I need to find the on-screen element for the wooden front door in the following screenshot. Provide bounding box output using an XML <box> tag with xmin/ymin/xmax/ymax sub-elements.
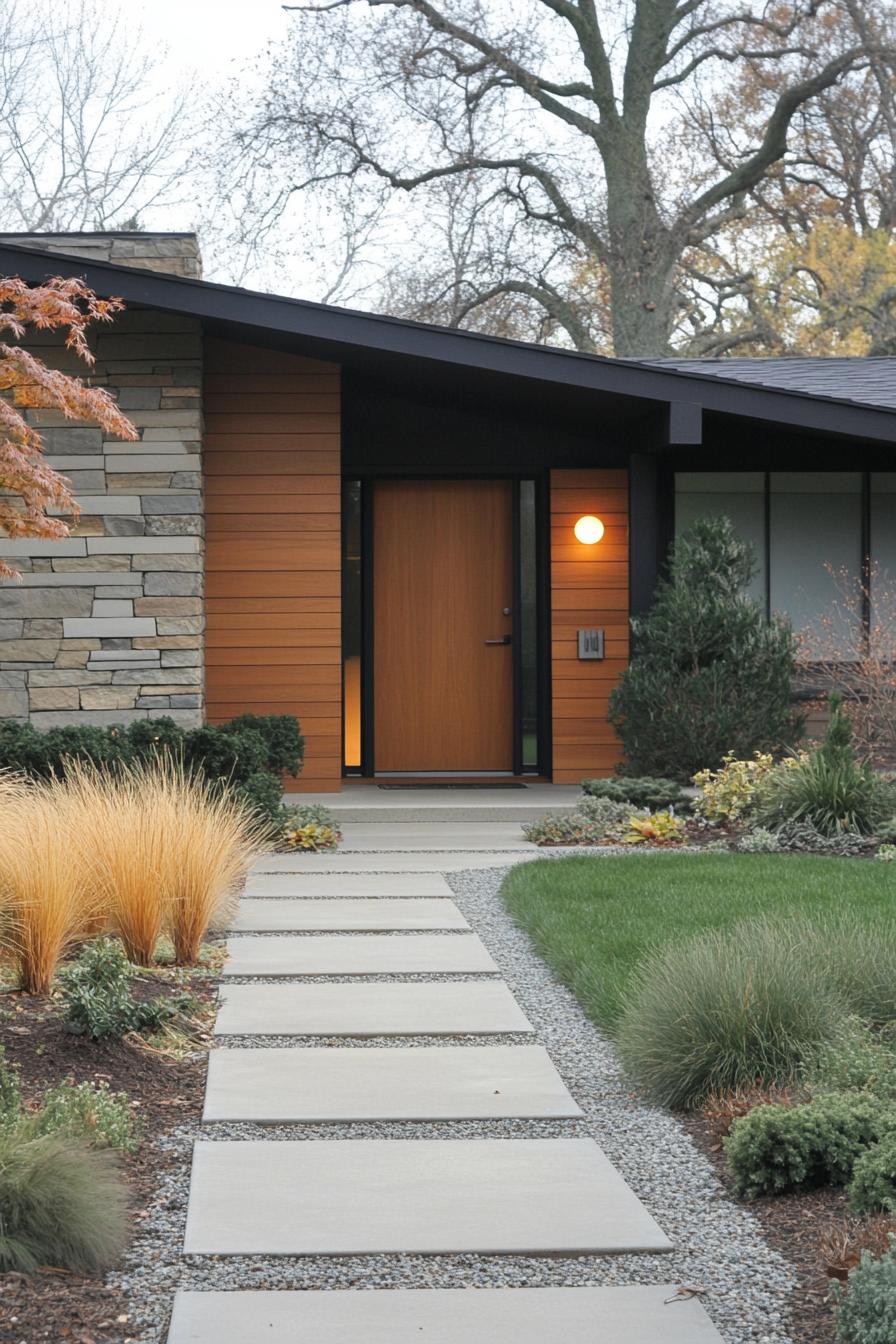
<box><xmin>373</xmin><ymin>479</ymin><xmax>514</xmax><ymax>772</ymax></box>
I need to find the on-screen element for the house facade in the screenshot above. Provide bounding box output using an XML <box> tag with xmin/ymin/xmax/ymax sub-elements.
<box><xmin>1</xmin><ymin>232</ymin><xmax>895</xmax><ymax>792</ymax></box>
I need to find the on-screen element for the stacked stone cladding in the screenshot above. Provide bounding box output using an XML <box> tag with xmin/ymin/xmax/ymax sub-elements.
<box><xmin>0</xmin><ymin>308</ymin><xmax>205</xmax><ymax>726</ymax></box>
<box><xmin>0</xmin><ymin>232</ymin><xmax>202</xmax><ymax>279</ymax></box>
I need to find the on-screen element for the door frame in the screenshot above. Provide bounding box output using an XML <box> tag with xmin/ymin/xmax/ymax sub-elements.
<box><xmin>342</xmin><ymin>472</ymin><xmax>552</xmax><ymax>778</ymax></box>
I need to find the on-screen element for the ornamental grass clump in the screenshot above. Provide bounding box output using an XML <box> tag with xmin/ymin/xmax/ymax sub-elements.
<box><xmin>157</xmin><ymin>766</ymin><xmax>269</xmax><ymax>964</ymax></box>
<box><xmin>61</xmin><ymin>759</ymin><xmax>267</xmax><ymax>967</ymax></box>
<box><xmin>59</xmin><ymin>763</ymin><xmax>170</xmax><ymax>967</ymax></box>
<box><xmin>756</xmin><ymin>696</ymin><xmax>889</xmax><ymax>838</ymax></box>
<box><xmin>0</xmin><ymin>1129</ymin><xmax>128</xmax><ymax>1273</ymax></box>
<box><xmin>0</xmin><ymin>785</ymin><xmax>101</xmax><ymax>995</ymax></box>
<box><xmin>616</xmin><ymin>918</ymin><xmax>843</xmax><ymax>1109</ymax></box>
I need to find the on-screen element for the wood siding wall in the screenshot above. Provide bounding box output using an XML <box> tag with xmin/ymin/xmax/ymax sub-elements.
<box><xmin>203</xmin><ymin>337</ymin><xmax>342</xmax><ymax>793</ymax></box>
<box><xmin>550</xmin><ymin>468</ymin><xmax>629</xmax><ymax>783</ymax></box>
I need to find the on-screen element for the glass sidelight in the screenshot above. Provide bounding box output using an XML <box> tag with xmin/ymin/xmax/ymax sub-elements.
<box><xmin>342</xmin><ymin>480</ymin><xmax>362</xmax><ymax>769</ymax></box>
<box><xmin>518</xmin><ymin>479</ymin><xmax>539</xmax><ymax>770</ymax></box>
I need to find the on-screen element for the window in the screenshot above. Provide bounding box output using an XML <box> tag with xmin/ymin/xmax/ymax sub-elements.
<box><xmin>342</xmin><ymin>480</ymin><xmax>362</xmax><ymax>769</ymax></box>
<box><xmin>518</xmin><ymin>480</ymin><xmax>539</xmax><ymax>770</ymax></box>
<box><xmin>675</xmin><ymin>472</ymin><xmax>766</xmax><ymax>606</ymax></box>
<box><xmin>769</xmin><ymin>473</ymin><xmax>862</xmax><ymax>646</ymax></box>
<box><xmin>674</xmin><ymin>471</ymin><xmax>889</xmax><ymax>658</ymax></box>
<box><xmin>871</xmin><ymin>474</ymin><xmax>896</xmax><ymax>641</ymax></box>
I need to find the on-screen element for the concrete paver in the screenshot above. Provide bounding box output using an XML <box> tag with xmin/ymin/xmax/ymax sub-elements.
<box><xmin>243</xmin><ymin>872</ymin><xmax>454</xmax><ymax>897</ymax></box>
<box><xmin>232</xmin><ymin>898</ymin><xmax>469</xmax><ymax>932</ymax></box>
<box><xmin>183</xmin><ymin>1138</ymin><xmax>673</xmax><ymax>1256</ymax></box>
<box><xmin>222</xmin><ymin>933</ymin><xmax>498</xmax><ymax>977</ymax></box>
<box><xmin>202</xmin><ymin>1045</ymin><xmax>581</xmax><ymax>1122</ymax></box>
<box><xmin>167</xmin><ymin>1285</ymin><xmax>723</xmax><ymax>1343</ymax></box>
<box><xmin>214</xmin><ymin>980</ymin><xmax>534</xmax><ymax>1037</ymax></box>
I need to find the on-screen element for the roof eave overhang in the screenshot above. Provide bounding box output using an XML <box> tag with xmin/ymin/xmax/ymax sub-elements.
<box><xmin>3</xmin><ymin>242</ymin><xmax>895</xmax><ymax>445</ymax></box>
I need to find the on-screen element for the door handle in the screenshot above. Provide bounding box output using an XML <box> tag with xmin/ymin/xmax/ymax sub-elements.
<box><xmin>484</xmin><ymin>635</ymin><xmax>512</xmax><ymax>645</ymax></box>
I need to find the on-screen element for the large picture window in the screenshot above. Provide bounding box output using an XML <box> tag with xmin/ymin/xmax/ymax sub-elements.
<box><xmin>675</xmin><ymin>471</ymin><xmax>896</xmax><ymax>657</ymax></box>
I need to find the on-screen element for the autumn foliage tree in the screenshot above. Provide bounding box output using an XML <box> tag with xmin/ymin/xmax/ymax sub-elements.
<box><xmin>0</xmin><ymin>275</ymin><xmax>138</xmax><ymax>578</ymax></box>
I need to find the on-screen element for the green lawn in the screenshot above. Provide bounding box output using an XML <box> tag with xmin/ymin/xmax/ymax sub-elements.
<box><xmin>501</xmin><ymin>853</ymin><xmax>895</xmax><ymax>1031</ymax></box>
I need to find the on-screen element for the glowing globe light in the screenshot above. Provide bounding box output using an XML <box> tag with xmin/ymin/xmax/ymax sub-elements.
<box><xmin>574</xmin><ymin>514</ymin><xmax>605</xmax><ymax>545</ymax></box>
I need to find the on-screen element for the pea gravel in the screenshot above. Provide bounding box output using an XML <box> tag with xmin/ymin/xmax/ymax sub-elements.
<box><xmin>107</xmin><ymin>860</ymin><xmax>796</xmax><ymax>1344</ymax></box>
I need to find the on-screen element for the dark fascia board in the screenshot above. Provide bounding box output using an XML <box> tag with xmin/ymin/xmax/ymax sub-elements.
<box><xmin>4</xmin><ymin>241</ymin><xmax>896</xmax><ymax>444</ymax></box>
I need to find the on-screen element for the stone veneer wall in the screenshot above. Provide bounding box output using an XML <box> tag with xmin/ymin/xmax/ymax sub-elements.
<box><xmin>0</xmin><ymin>308</ymin><xmax>204</xmax><ymax>726</ymax></box>
<box><xmin>0</xmin><ymin>232</ymin><xmax>203</xmax><ymax>279</ymax></box>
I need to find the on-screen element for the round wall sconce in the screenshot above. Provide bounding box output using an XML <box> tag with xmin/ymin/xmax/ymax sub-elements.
<box><xmin>574</xmin><ymin>514</ymin><xmax>605</xmax><ymax>545</ymax></box>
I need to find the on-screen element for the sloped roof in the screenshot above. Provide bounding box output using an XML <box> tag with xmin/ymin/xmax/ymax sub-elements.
<box><xmin>1</xmin><ymin>238</ymin><xmax>895</xmax><ymax>442</ymax></box>
<box><xmin>638</xmin><ymin>357</ymin><xmax>896</xmax><ymax>412</ymax></box>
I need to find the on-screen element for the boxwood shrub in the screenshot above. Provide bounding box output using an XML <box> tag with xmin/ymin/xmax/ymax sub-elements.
<box><xmin>0</xmin><ymin>712</ymin><xmax>303</xmax><ymax>821</ymax></box>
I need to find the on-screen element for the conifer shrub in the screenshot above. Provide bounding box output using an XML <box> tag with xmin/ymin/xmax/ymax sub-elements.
<box><xmin>834</xmin><ymin>1243</ymin><xmax>896</xmax><ymax>1343</ymax></box>
<box><xmin>580</xmin><ymin>776</ymin><xmax>688</xmax><ymax>810</ymax></box>
<box><xmin>724</xmin><ymin>1092</ymin><xmax>892</xmax><ymax>1199</ymax></box>
<box><xmin>608</xmin><ymin>517</ymin><xmax>802</xmax><ymax>778</ymax></box>
<box><xmin>850</xmin><ymin>1134</ymin><xmax>896</xmax><ymax>1214</ymax></box>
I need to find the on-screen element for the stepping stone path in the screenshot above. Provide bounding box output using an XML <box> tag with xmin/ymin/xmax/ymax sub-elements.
<box><xmin>171</xmin><ymin>834</ymin><xmax>725</xmax><ymax>1343</ymax></box>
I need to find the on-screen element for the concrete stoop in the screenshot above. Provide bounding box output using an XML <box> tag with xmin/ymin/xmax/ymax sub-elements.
<box><xmin>284</xmin><ymin>783</ymin><xmax>582</xmax><ymax>824</ymax></box>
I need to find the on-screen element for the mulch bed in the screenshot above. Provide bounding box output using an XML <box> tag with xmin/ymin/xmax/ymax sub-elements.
<box><xmin>682</xmin><ymin>1112</ymin><xmax>847</xmax><ymax>1344</ymax></box>
<box><xmin>0</xmin><ymin>967</ymin><xmax>215</xmax><ymax>1344</ymax></box>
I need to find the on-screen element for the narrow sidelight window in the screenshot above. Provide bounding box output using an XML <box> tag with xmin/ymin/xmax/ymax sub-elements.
<box><xmin>342</xmin><ymin>480</ymin><xmax>362</xmax><ymax>769</ymax></box>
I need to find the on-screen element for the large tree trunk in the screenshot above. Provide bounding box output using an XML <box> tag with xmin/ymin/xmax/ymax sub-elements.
<box><xmin>603</xmin><ymin>142</ymin><xmax>678</xmax><ymax>357</ymax></box>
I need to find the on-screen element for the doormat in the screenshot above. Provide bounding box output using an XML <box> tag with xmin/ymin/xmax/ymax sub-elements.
<box><xmin>377</xmin><ymin>782</ymin><xmax>528</xmax><ymax>790</ymax></box>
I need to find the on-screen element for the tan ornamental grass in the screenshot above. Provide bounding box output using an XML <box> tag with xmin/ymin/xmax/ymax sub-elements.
<box><xmin>59</xmin><ymin>760</ymin><xmax>172</xmax><ymax>967</ymax></box>
<box><xmin>61</xmin><ymin>757</ymin><xmax>267</xmax><ymax>967</ymax></box>
<box><xmin>0</xmin><ymin>782</ymin><xmax>101</xmax><ymax>996</ymax></box>
<box><xmin>159</xmin><ymin>770</ymin><xmax>269</xmax><ymax>965</ymax></box>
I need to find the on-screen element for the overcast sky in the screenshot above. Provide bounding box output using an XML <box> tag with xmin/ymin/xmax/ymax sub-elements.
<box><xmin>107</xmin><ymin>0</ymin><xmax>290</xmax><ymax>81</ymax></box>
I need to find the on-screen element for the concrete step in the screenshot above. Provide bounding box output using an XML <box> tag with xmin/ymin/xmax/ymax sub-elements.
<box><xmin>284</xmin><ymin>784</ymin><xmax>581</xmax><ymax>824</ymax></box>
<box><xmin>168</xmin><ymin>1286</ymin><xmax>724</xmax><ymax>1343</ymax></box>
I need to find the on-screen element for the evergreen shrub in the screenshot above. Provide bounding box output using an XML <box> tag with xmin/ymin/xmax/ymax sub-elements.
<box><xmin>608</xmin><ymin>517</ymin><xmax>801</xmax><ymax>778</ymax></box>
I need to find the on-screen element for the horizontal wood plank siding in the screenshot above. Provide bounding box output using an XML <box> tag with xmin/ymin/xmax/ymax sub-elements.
<box><xmin>203</xmin><ymin>337</ymin><xmax>342</xmax><ymax>792</ymax></box>
<box><xmin>550</xmin><ymin>469</ymin><xmax>629</xmax><ymax>783</ymax></box>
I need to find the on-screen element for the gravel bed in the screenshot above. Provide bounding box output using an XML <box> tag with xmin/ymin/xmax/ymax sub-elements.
<box><xmin>108</xmin><ymin>860</ymin><xmax>795</xmax><ymax>1344</ymax></box>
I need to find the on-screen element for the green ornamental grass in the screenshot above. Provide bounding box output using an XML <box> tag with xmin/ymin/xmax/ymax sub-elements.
<box><xmin>615</xmin><ymin>919</ymin><xmax>843</xmax><ymax>1108</ymax></box>
<box><xmin>0</xmin><ymin>1129</ymin><xmax>128</xmax><ymax>1273</ymax></box>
